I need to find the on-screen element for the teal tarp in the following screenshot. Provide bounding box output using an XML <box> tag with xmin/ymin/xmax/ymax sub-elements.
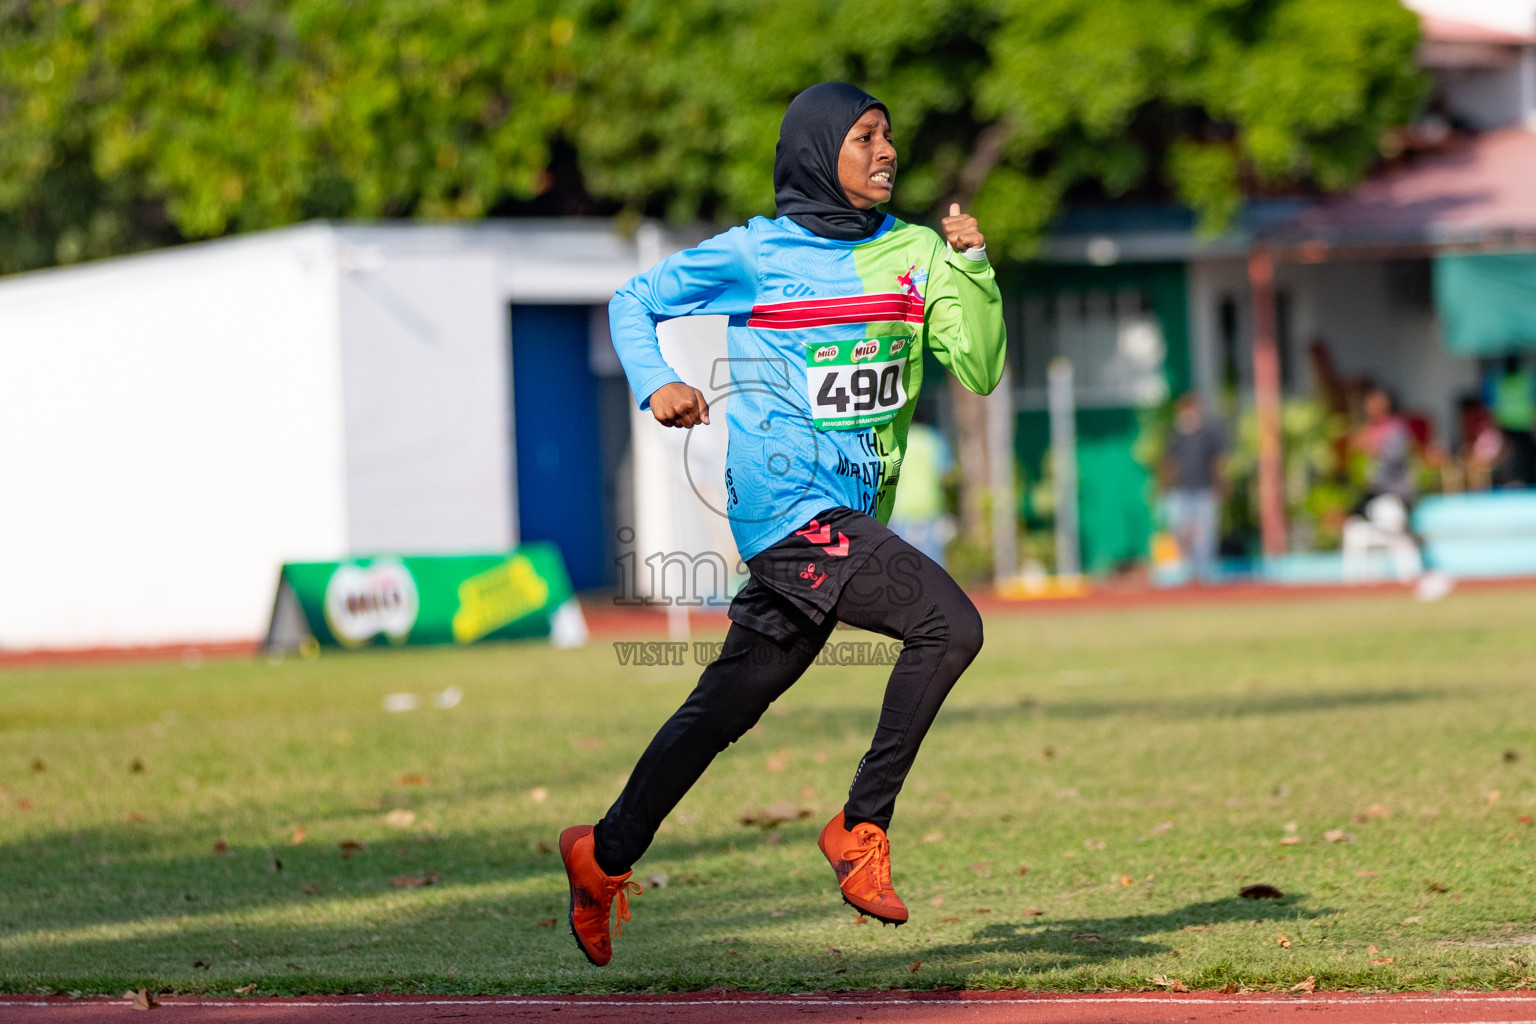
<box><xmin>1434</xmin><ymin>252</ymin><xmax>1536</xmax><ymax>355</ymax></box>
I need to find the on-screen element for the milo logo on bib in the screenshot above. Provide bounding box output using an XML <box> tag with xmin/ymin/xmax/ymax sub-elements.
<box><xmin>805</xmin><ymin>336</ymin><xmax>909</xmax><ymax>431</ymax></box>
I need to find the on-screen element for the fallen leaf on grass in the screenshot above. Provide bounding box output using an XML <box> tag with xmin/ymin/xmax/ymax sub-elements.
<box><xmin>1505</xmin><ymin>750</ymin><xmax>1521</xmax><ymax>763</ymax></box>
<box><xmin>16</xmin><ymin>798</ymin><xmax>34</xmax><ymax>811</ymax></box>
<box><xmin>738</xmin><ymin>802</ymin><xmax>811</xmax><ymax>828</ymax></box>
<box><xmin>383</xmin><ymin>809</ymin><xmax>416</xmax><ymax>828</ymax></box>
<box><xmin>301</xmin><ymin>883</ymin><xmax>320</xmax><ymax>895</ymax></box>
<box><xmin>234</xmin><ymin>984</ymin><xmax>256</xmax><ymax>995</ymax></box>
<box><xmin>1322</xmin><ymin>829</ymin><xmax>1353</xmax><ymax>843</ymax></box>
<box><xmin>1119</xmin><ymin>873</ymin><xmax>1135</xmax><ymax>886</ymax></box>
<box><xmin>1018</xmin><ymin>863</ymin><xmax>1031</xmax><ymax>875</ymax></box>
<box><xmin>1368</xmin><ymin>944</ymin><xmax>1381</xmax><ymax>955</ymax></box>
<box><xmin>212</xmin><ymin>840</ymin><xmax>228</xmax><ymax>855</ymax></box>
<box><xmin>1239</xmin><ymin>884</ymin><xmax>1284</xmax><ymax>899</ymax></box>
<box><xmin>969</xmin><ymin>860</ymin><xmax>994</xmax><ymax>872</ymax></box>
<box><xmin>1150</xmin><ymin>974</ymin><xmax>1189</xmax><ymax>992</ymax></box>
<box><xmin>1083</xmin><ymin>839</ymin><xmax>1106</xmax><ymax>850</ymax></box>
<box><xmin>535</xmin><ymin>918</ymin><xmax>557</xmax><ymax>928</ymax></box>
<box><xmin>193</xmin><ymin>960</ymin><xmax>211</xmax><ymax>970</ymax></box>
<box><xmin>922</xmin><ymin>832</ymin><xmax>944</xmax><ymax>843</ymax></box>
<box><xmin>1279</xmin><ymin>835</ymin><xmax>1301</xmax><ymax>846</ymax></box>
<box><xmin>1290</xmin><ymin>976</ymin><xmax>1317</xmax><ymax>993</ymax></box>
<box><xmin>853</xmin><ymin>915</ymin><xmax>868</xmax><ymax>925</ymax></box>
<box><xmin>940</xmin><ymin>917</ymin><xmax>960</xmax><ymax>922</ymax></box>
<box><xmin>285</xmin><ymin>963</ymin><xmax>299</xmax><ymax>970</ymax></box>
<box><xmin>1185</xmin><ymin>925</ymin><xmax>1213</xmax><ymax>932</ymax></box>
<box><xmin>1023</xmin><ymin>909</ymin><xmax>1045</xmax><ymax>916</ymax></box>
<box><xmin>1276</xmin><ymin>933</ymin><xmax>1292</xmax><ymax>948</ymax></box>
<box><xmin>1402</xmin><ymin>916</ymin><xmax>1423</xmax><ymax>925</ymax></box>
<box><xmin>535</xmin><ymin>841</ymin><xmax>553</xmax><ymax>854</ymax></box>
<box><xmin>389</xmin><ymin>872</ymin><xmax>440</xmax><ymax>888</ymax></box>
<box><xmin>1365</xmin><ymin>803</ymin><xmax>1391</xmax><ymax>819</ymax></box>
<box><xmin>1371</xmin><ymin>957</ymin><xmax>1395</xmax><ymax>965</ymax></box>
<box><xmin>396</xmin><ymin>773</ymin><xmax>431</xmax><ymax>786</ymax></box>
<box><xmin>528</xmin><ymin>787</ymin><xmax>549</xmax><ymax>804</ymax></box>
<box><xmin>30</xmin><ymin>758</ymin><xmax>44</xmax><ymax>772</ymax></box>
<box><xmin>130</xmin><ymin>759</ymin><xmax>147</xmax><ymax>774</ymax></box>
<box><xmin>1488</xmin><ymin>791</ymin><xmax>1502</xmax><ymax>805</ymax></box>
<box><xmin>128</xmin><ymin>988</ymin><xmax>157</xmax><ymax>1011</ymax></box>
<box><xmin>339</xmin><ymin>840</ymin><xmax>367</xmax><ymax>859</ymax></box>
<box><xmin>764</xmin><ymin>753</ymin><xmax>788</xmax><ymax>773</ymax></box>
<box><xmin>1072</xmin><ymin>932</ymin><xmax>1103</xmax><ymax>942</ymax></box>
<box><xmin>972</xmin><ymin>908</ymin><xmax>992</xmax><ymax>914</ymax></box>
<box><xmin>1424</xmin><ymin>880</ymin><xmax>1450</xmax><ymax>893</ymax></box>
<box><xmin>908</xmin><ymin>961</ymin><xmax>923</xmax><ymax>972</ymax></box>
<box><xmin>1356</xmin><ymin>870</ymin><xmax>1378</xmax><ymax>877</ymax></box>
<box><xmin>1519</xmin><ymin>815</ymin><xmax>1534</xmax><ymax>826</ymax></box>
<box><xmin>124</xmin><ymin>811</ymin><xmax>147</xmax><ymax>823</ymax></box>
<box><xmin>289</xmin><ymin>827</ymin><xmax>307</xmax><ymax>846</ymax></box>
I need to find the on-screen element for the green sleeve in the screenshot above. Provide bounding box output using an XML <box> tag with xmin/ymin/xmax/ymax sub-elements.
<box><xmin>923</xmin><ymin>244</ymin><xmax>1007</xmax><ymax>396</ymax></box>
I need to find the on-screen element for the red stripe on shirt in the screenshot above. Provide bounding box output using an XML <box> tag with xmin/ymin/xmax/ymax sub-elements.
<box><xmin>747</xmin><ymin>291</ymin><xmax>924</xmax><ymax>330</ymax></box>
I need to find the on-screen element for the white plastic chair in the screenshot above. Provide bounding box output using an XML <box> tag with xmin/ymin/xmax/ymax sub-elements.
<box><xmin>1341</xmin><ymin>494</ymin><xmax>1423</xmax><ymax>583</ymax></box>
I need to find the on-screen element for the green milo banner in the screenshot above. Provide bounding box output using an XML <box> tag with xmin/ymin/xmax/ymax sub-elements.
<box><xmin>270</xmin><ymin>544</ymin><xmax>581</xmax><ymax>649</ymax></box>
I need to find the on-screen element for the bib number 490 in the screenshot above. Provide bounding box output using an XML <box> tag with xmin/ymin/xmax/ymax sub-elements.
<box><xmin>816</xmin><ymin>365</ymin><xmax>901</xmax><ymax>414</ymax></box>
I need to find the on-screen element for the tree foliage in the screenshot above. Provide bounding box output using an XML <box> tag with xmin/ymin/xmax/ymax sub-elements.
<box><xmin>0</xmin><ymin>0</ymin><xmax>1423</xmax><ymax>273</ymax></box>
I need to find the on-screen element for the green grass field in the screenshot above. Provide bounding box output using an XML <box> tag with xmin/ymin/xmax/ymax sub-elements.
<box><xmin>4</xmin><ymin>587</ymin><xmax>1536</xmax><ymax>996</ymax></box>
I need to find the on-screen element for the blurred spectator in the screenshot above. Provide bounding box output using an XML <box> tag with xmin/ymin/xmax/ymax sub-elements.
<box><xmin>1486</xmin><ymin>355</ymin><xmax>1536</xmax><ymax>487</ymax></box>
<box><xmin>1455</xmin><ymin>395</ymin><xmax>1502</xmax><ymax>491</ymax></box>
<box><xmin>1161</xmin><ymin>393</ymin><xmax>1226</xmax><ymax>582</ymax></box>
<box><xmin>889</xmin><ymin>415</ymin><xmax>956</xmax><ymax>569</ymax></box>
<box><xmin>1353</xmin><ymin>388</ymin><xmax>1416</xmax><ymax>511</ymax></box>
<box><xmin>1344</xmin><ymin>388</ymin><xmax>1424</xmax><ymax>583</ymax></box>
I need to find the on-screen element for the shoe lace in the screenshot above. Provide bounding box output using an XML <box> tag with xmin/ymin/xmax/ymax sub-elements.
<box><xmin>851</xmin><ymin>827</ymin><xmax>894</xmax><ymax>891</ymax></box>
<box><xmin>606</xmin><ymin>877</ymin><xmax>643</xmax><ymax>938</ymax></box>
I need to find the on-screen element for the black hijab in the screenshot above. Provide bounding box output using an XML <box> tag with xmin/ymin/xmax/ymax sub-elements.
<box><xmin>774</xmin><ymin>82</ymin><xmax>889</xmax><ymax>241</ymax></box>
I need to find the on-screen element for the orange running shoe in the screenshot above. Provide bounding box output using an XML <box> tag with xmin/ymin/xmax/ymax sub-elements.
<box><xmin>818</xmin><ymin>811</ymin><xmax>909</xmax><ymax>925</ymax></box>
<box><xmin>559</xmin><ymin>824</ymin><xmax>641</xmax><ymax>966</ymax></box>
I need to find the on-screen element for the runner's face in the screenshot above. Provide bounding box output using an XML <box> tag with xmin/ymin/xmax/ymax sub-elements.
<box><xmin>838</xmin><ymin>109</ymin><xmax>896</xmax><ymax>210</ymax></box>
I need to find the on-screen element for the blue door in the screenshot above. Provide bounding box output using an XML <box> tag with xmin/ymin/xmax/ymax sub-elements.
<box><xmin>510</xmin><ymin>305</ymin><xmax>606</xmax><ymax>589</ymax></box>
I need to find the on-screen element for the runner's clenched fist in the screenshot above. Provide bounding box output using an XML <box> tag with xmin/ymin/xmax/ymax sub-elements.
<box><xmin>941</xmin><ymin>202</ymin><xmax>985</xmax><ymax>252</ymax></box>
<box><xmin>649</xmin><ymin>381</ymin><xmax>710</xmax><ymax>428</ymax></box>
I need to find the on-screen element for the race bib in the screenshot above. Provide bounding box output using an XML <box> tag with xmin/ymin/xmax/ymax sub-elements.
<box><xmin>805</xmin><ymin>336</ymin><xmax>910</xmax><ymax>431</ymax></box>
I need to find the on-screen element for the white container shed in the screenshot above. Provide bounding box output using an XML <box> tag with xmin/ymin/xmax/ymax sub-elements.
<box><xmin>0</xmin><ymin>220</ymin><xmax>735</xmax><ymax>652</ymax></box>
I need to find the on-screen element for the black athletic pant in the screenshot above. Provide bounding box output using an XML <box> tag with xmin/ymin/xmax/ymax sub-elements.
<box><xmin>592</xmin><ymin>534</ymin><xmax>983</xmax><ymax>876</ymax></box>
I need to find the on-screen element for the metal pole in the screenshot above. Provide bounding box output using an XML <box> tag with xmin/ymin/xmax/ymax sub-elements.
<box><xmin>1047</xmin><ymin>357</ymin><xmax>1080</xmax><ymax>578</ymax></box>
<box><xmin>1248</xmin><ymin>248</ymin><xmax>1287</xmax><ymax>558</ymax></box>
<box><xmin>987</xmin><ymin>364</ymin><xmax>1016</xmax><ymax>584</ymax></box>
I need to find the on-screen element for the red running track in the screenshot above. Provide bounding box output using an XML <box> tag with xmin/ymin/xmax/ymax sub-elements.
<box><xmin>5</xmin><ymin>992</ymin><xmax>1536</xmax><ymax>1024</ymax></box>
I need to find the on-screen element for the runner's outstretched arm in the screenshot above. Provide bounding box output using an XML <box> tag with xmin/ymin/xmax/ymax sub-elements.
<box><xmin>608</xmin><ymin>226</ymin><xmax>759</xmax><ymax>413</ymax></box>
<box><xmin>923</xmin><ymin>204</ymin><xmax>1006</xmax><ymax>396</ymax></box>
